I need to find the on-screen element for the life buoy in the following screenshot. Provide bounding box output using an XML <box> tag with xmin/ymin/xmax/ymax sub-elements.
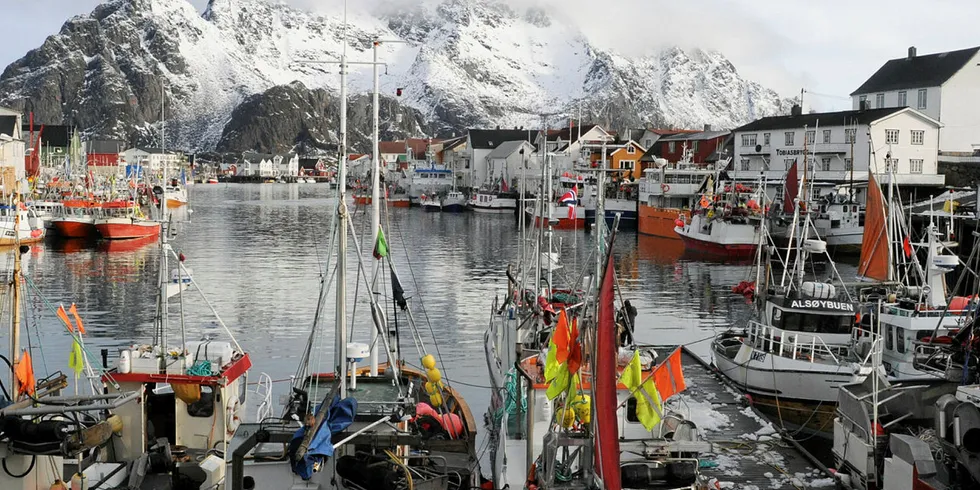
<box><xmin>661</xmin><ymin>184</ymin><xmax>670</xmax><ymax>192</ymax></box>
<box><xmin>226</xmin><ymin>397</ymin><xmax>242</xmax><ymax>436</ymax></box>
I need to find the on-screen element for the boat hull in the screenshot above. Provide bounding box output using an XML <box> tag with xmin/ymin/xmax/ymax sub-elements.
<box><xmin>0</xmin><ymin>229</ymin><xmax>44</xmax><ymax>246</ymax></box>
<box><xmin>52</xmin><ymin>219</ymin><xmax>97</xmax><ymax>239</ymax></box>
<box><xmin>95</xmin><ymin>219</ymin><xmax>161</xmax><ymax>240</ymax></box>
<box><xmin>471</xmin><ymin>204</ymin><xmax>514</xmax><ymax>214</ymax></box>
<box><xmin>534</xmin><ymin>216</ymin><xmax>584</xmax><ymax>230</ymax></box>
<box><xmin>442</xmin><ymin>203</ymin><xmax>466</xmax><ymax>213</ymax></box>
<box><xmin>676</xmin><ymin>229</ymin><xmax>757</xmax><ymax>258</ymax></box>
<box><xmin>388</xmin><ymin>198</ymin><xmax>411</xmax><ymax>208</ymax></box>
<box><xmin>422</xmin><ymin>203</ymin><xmax>442</xmax><ymax>212</ymax></box>
<box><xmin>585</xmin><ymin>209</ymin><xmax>637</xmax><ymax>229</ymax></box>
<box><xmin>166</xmin><ymin>198</ymin><xmax>187</xmax><ymax>207</ymax></box>
<box><xmin>638</xmin><ymin>206</ymin><xmax>688</xmax><ymax>239</ymax></box>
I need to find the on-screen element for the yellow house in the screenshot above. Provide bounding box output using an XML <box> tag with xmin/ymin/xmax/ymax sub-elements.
<box><xmin>608</xmin><ymin>140</ymin><xmax>645</xmax><ymax>181</ymax></box>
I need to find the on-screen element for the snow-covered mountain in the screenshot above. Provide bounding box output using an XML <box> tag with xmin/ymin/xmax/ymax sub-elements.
<box><xmin>0</xmin><ymin>0</ymin><xmax>792</xmax><ymax>152</ymax></box>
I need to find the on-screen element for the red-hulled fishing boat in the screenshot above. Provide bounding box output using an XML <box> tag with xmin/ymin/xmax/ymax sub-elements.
<box><xmin>51</xmin><ymin>199</ymin><xmax>100</xmax><ymax>238</ymax></box>
<box><xmin>94</xmin><ymin>201</ymin><xmax>160</xmax><ymax>240</ymax></box>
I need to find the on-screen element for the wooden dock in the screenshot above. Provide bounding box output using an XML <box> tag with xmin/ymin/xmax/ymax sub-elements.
<box><xmin>654</xmin><ymin>346</ymin><xmax>836</xmax><ymax>489</ymax></box>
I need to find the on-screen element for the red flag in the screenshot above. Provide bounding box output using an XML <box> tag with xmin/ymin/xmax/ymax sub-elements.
<box><xmin>903</xmin><ymin>235</ymin><xmax>913</xmax><ymax>258</ymax></box>
<box><xmin>566</xmin><ymin>318</ymin><xmax>582</xmax><ymax>375</ymax></box>
<box><xmin>554</xmin><ymin>310</ymin><xmax>570</xmax><ymax>364</ymax></box>
<box><xmin>69</xmin><ymin>303</ymin><xmax>86</xmax><ymax>334</ymax></box>
<box><xmin>784</xmin><ymin>161</ymin><xmax>798</xmax><ymax>213</ymax></box>
<box><xmin>57</xmin><ymin>305</ymin><xmax>74</xmax><ymax>332</ymax></box>
<box><xmin>501</xmin><ymin>178</ymin><xmax>509</xmax><ymax>192</ymax></box>
<box><xmin>594</xmin><ymin>251</ymin><xmax>621</xmax><ymax>490</ymax></box>
<box><xmin>652</xmin><ymin>347</ymin><xmax>687</xmax><ymax>401</ymax></box>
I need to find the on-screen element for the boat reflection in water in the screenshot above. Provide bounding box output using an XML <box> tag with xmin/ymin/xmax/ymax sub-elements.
<box><xmin>97</xmin><ymin>234</ymin><xmax>159</xmax><ymax>253</ymax></box>
<box><xmin>636</xmin><ymin>234</ymin><xmax>686</xmax><ymax>264</ymax></box>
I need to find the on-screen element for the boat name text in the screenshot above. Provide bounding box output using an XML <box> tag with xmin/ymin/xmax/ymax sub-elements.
<box><xmin>790</xmin><ymin>300</ymin><xmax>855</xmax><ymax>312</ymax></box>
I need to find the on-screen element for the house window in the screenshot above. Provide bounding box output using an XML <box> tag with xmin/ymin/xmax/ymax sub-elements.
<box><xmin>692</xmin><ymin>141</ymin><xmax>699</xmax><ymax>152</ymax></box>
<box><xmin>845</xmin><ymin>129</ymin><xmax>856</xmax><ymax>144</ymax></box>
<box><xmin>898</xmin><ymin>91</ymin><xmax>907</xmax><ymax>107</ymax></box>
<box><xmin>845</xmin><ymin>158</ymin><xmax>853</xmax><ymax>171</ymax></box>
<box><xmin>859</xmin><ymin>95</ymin><xmax>868</xmax><ymax>107</ymax></box>
<box><xmin>644</xmin><ymin>138</ymin><xmax>651</xmax><ymax>147</ymax></box>
<box><xmin>784</xmin><ymin>158</ymin><xmax>795</xmax><ymax>170</ymax></box>
<box><xmin>805</xmin><ymin>130</ymin><xmax>815</xmax><ymax>145</ymax></box>
<box><xmin>875</xmin><ymin>93</ymin><xmax>885</xmax><ymax>108</ymax></box>
<box><xmin>911</xmin><ymin>130</ymin><xmax>924</xmax><ymax>145</ymax></box>
<box><xmin>910</xmin><ymin>159</ymin><xmax>923</xmax><ymax>174</ymax></box>
<box><xmin>885</xmin><ymin>129</ymin><xmax>899</xmax><ymax>144</ymax></box>
<box><xmin>764</xmin><ymin>133</ymin><xmax>770</xmax><ymax>146</ymax></box>
<box><xmin>741</xmin><ymin>159</ymin><xmax>750</xmax><ymax>171</ymax></box>
<box><xmin>917</xmin><ymin>89</ymin><xmax>927</xmax><ymax>109</ymax></box>
<box><xmin>621</xmin><ymin>160</ymin><xmax>635</xmax><ymax>170</ymax></box>
<box><xmin>885</xmin><ymin>158</ymin><xmax>899</xmax><ymax>171</ymax></box>
<box><xmin>785</xmin><ymin>132</ymin><xmax>795</xmax><ymax>146</ymax></box>
<box><xmin>669</xmin><ymin>141</ymin><xmax>676</xmax><ymax>153</ymax></box>
<box><xmin>821</xmin><ymin>157</ymin><xmax>831</xmax><ymax>172</ymax></box>
<box><xmin>741</xmin><ymin>134</ymin><xmax>757</xmax><ymax>147</ymax></box>
<box><xmin>627</xmin><ymin>145</ymin><xmax>636</xmax><ymax>154</ymax></box>
<box><xmin>822</xmin><ymin>130</ymin><xmax>831</xmax><ymax>144</ymax></box>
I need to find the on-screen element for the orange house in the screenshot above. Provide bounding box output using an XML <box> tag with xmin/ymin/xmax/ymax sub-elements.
<box><xmin>608</xmin><ymin>140</ymin><xmax>645</xmax><ymax>181</ymax></box>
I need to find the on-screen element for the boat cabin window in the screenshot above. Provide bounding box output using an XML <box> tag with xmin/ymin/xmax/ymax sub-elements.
<box><xmin>187</xmin><ymin>386</ymin><xmax>216</xmax><ymax>418</ymax></box>
<box><xmin>886</xmin><ymin>326</ymin><xmax>894</xmax><ymax>350</ymax></box>
<box><xmin>775</xmin><ymin>309</ymin><xmax>852</xmax><ymax>334</ymax></box>
<box><xmin>896</xmin><ymin>327</ymin><xmax>906</xmax><ymax>354</ymax></box>
<box><xmin>626</xmin><ymin>398</ymin><xmax>640</xmax><ymax>423</ymax></box>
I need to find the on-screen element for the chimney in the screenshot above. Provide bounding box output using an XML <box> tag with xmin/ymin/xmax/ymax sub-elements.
<box><xmin>908</xmin><ymin>46</ymin><xmax>917</xmax><ymax>60</ymax></box>
<box><xmin>790</xmin><ymin>104</ymin><xmax>803</xmax><ymax>117</ymax></box>
<box><xmin>703</xmin><ymin>124</ymin><xmax>712</xmax><ymax>132</ymax></box>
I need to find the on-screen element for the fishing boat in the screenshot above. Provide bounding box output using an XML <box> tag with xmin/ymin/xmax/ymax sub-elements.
<box><xmin>409</xmin><ymin>163</ymin><xmax>452</xmax><ymax>205</ymax></box>
<box><xmin>442</xmin><ymin>190</ymin><xmax>467</xmax><ymax>212</ymax></box>
<box><xmin>0</xmin><ymin>203</ymin><xmax>45</xmax><ymax>245</ymax></box>
<box><xmin>712</xmin><ymin>186</ymin><xmax>869</xmax><ymax>436</ymax></box>
<box><xmin>94</xmin><ymin>200</ymin><xmax>161</xmax><ymax>240</ymax></box>
<box><xmin>164</xmin><ymin>182</ymin><xmax>188</xmax><ymax>207</ymax></box>
<box><xmin>27</xmin><ymin>199</ymin><xmax>63</xmax><ymax>229</ymax></box>
<box><xmin>527</xmin><ymin>170</ymin><xmax>585</xmax><ymax>229</ymax></box>
<box><xmin>583</xmin><ymin>179</ymin><xmax>638</xmax><ymax>230</ymax></box>
<box><xmin>674</xmin><ymin>178</ymin><xmax>763</xmax><ymax>258</ymax></box>
<box><xmin>420</xmin><ymin>192</ymin><xmax>442</xmax><ymax>211</ymax></box>
<box><xmin>51</xmin><ymin>199</ymin><xmax>99</xmax><ymax>238</ymax></box>
<box><xmin>228</xmin><ymin>36</ymin><xmax>481</xmax><ymax>489</ymax></box>
<box><xmin>486</xmin><ymin>172</ymin><xmax>708</xmax><ymax>488</ymax></box>
<box><xmin>470</xmin><ymin>188</ymin><xmax>518</xmax><ymax>213</ymax></box>
<box><xmin>812</xmin><ymin>186</ymin><xmax>864</xmax><ymax>251</ymax></box>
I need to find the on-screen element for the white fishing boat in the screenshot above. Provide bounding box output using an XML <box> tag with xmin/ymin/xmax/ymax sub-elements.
<box><xmin>442</xmin><ymin>190</ymin><xmax>467</xmax><ymax>212</ymax></box>
<box><xmin>470</xmin><ymin>188</ymin><xmax>518</xmax><ymax>213</ymax></box>
<box><xmin>712</xmin><ymin>188</ymin><xmax>870</xmax><ymax>436</ymax></box>
<box><xmin>420</xmin><ymin>192</ymin><xmax>442</xmax><ymax>212</ymax></box>
<box><xmin>0</xmin><ymin>204</ymin><xmax>45</xmax><ymax>245</ymax></box>
<box><xmin>675</xmin><ymin>178</ymin><xmax>763</xmax><ymax>259</ymax></box>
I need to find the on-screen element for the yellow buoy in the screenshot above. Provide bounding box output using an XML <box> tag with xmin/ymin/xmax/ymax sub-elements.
<box><xmin>422</xmin><ymin>354</ymin><xmax>437</xmax><ymax>369</ymax></box>
<box><xmin>426</xmin><ymin>368</ymin><xmax>442</xmax><ymax>383</ymax></box>
<box><xmin>425</xmin><ymin>382</ymin><xmax>438</xmax><ymax>395</ymax></box>
<box><xmin>430</xmin><ymin>392</ymin><xmax>444</xmax><ymax>407</ymax></box>
<box><xmin>560</xmin><ymin>407</ymin><xmax>576</xmax><ymax>428</ymax></box>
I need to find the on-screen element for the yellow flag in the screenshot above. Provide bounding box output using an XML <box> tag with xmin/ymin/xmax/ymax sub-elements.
<box><xmin>944</xmin><ymin>200</ymin><xmax>960</xmax><ymax>214</ymax></box>
<box><xmin>546</xmin><ymin>365</ymin><xmax>570</xmax><ymax>400</ymax></box>
<box><xmin>69</xmin><ymin>340</ymin><xmax>84</xmax><ymax>375</ymax></box>
<box><xmin>544</xmin><ymin>338</ymin><xmax>560</xmax><ymax>382</ymax></box>
<box><xmin>619</xmin><ymin>350</ymin><xmax>663</xmax><ymax>431</ymax></box>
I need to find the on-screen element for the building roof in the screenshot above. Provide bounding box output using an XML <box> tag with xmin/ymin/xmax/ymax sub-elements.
<box><xmin>406</xmin><ymin>138</ymin><xmax>440</xmax><ymax>159</ymax></box>
<box><xmin>547</xmin><ymin>124</ymin><xmax>598</xmax><ymax>143</ymax></box>
<box><xmin>851</xmin><ymin>46</ymin><xmax>980</xmax><ymax>95</ymax></box>
<box><xmin>487</xmin><ymin>140</ymin><xmax>533</xmax><ymax>160</ymax></box>
<box><xmin>469</xmin><ymin>129</ymin><xmax>536</xmax><ymax>150</ymax></box>
<box><xmin>379</xmin><ymin>141</ymin><xmax>406</xmax><ymax>154</ymax></box>
<box><xmin>0</xmin><ymin>116</ymin><xmax>16</xmax><ymax>138</ymax></box>
<box><xmin>349</xmin><ymin>154</ymin><xmax>368</xmax><ymax>161</ymax></box>
<box><xmin>440</xmin><ymin>135</ymin><xmax>467</xmax><ymax>153</ymax></box>
<box><xmin>23</xmin><ymin>124</ymin><xmax>74</xmax><ymax>148</ymax></box>
<box><xmin>733</xmin><ymin>107</ymin><xmax>908</xmax><ymax>133</ymax></box>
<box><xmin>86</xmin><ymin>140</ymin><xmax>125</xmax><ymax>154</ymax></box>
<box><xmin>658</xmin><ymin>130</ymin><xmax>731</xmax><ymax>142</ymax></box>
<box><xmin>648</xmin><ymin>128</ymin><xmax>700</xmax><ymax>136</ymax></box>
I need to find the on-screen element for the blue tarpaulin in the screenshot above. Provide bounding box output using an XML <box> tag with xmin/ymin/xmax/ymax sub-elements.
<box><xmin>125</xmin><ymin>165</ymin><xmax>143</xmax><ymax>179</ymax></box>
<box><xmin>289</xmin><ymin>395</ymin><xmax>358</xmax><ymax>480</ymax></box>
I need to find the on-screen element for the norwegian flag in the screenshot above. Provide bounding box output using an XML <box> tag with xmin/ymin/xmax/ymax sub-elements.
<box><xmin>558</xmin><ymin>188</ymin><xmax>577</xmax><ymax>204</ymax></box>
<box><xmin>567</xmin><ymin>204</ymin><xmax>575</xmax><ymax>220</ymax></box>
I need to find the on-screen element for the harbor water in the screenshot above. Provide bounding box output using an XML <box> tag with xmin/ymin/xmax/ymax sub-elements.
<box><xmin>0</xmin><ymin>183</ymin><xmax>853</xmax><ymax>469</ymax></box>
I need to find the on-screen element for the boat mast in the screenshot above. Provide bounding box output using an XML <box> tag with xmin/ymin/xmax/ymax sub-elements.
<box><xmin>336</xmin><ymin>1</ymin><xmax>350</xmax><ymax>398</ymax></box>
<box><xmin>159</xmin><ymin>79</ymin><xmax>170</xmax><ymax>350</ymax></box>
<box><xmin>10</xmin><ymin>186</ymin><xmax>22</xmax><ymax>396</ymax></box>
<box><xmin>369</xmin><ymin>39</ymin><xmax>380</xmax><ymax>377</ymax></box>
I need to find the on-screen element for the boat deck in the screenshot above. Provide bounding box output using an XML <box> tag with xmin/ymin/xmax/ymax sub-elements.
<box><xmin>654</xmin><ymin>346</ymin><xmax>835</xmax><ymax>489</ymax></box>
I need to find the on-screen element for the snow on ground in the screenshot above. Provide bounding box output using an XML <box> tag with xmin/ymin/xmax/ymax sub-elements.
<box><xmin>667</xmin><ymin>392</ymin><xmax>732</xmax><ymax>433</ymax></box>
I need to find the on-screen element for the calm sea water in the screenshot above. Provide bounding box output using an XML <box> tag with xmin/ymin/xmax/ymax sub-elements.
<box><xmin>0</xmin><ymin>184</ymin><xmax>808</xmax><ymax>427</ymax></box>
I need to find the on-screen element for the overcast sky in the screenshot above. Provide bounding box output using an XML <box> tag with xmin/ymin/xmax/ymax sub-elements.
<box><xmin>2</xmin><ymin>0</ymin><xmax>978</xmax><ymax>110</ymax></box>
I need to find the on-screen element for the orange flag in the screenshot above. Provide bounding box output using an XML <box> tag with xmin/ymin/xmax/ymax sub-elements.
<box><xmin>652</xmin><ymin>347</ymin><xmax>687</xmax><ymax>401</ymax></box>
<box><xmin>69</xmin><ymin>303</ymin><xmax>86</xmax><ymax>334</ymax></box>
<box><xmin>566</xmin><ymin>317</ymin><xmax>582</xmax><ymax>375</ymax></box>
<box><xmin>57</xmin><ymin>305</ymin><xmax>74</xmax><ymax>333</ymax></box>
<box><xmin>15</xmin><ymin>350</ymin><xmax>35</xmax><ymax>397</ymax></box>
<box><xmin>553</xmin><ymin>309</ymin><xmax>570</xmax><ymax>364</ymax></box>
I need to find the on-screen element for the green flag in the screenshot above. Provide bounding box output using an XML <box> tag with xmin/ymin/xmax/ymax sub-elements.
<box><xmin>373</xmin><ymin>226</ymin><xmax>388</xmax><ymax>259</ymax></box>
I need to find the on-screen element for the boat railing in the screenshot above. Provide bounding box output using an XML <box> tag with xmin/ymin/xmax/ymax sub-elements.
<box><xmin>747</xmin><ymin>321</ymin><xmax>844</xmax><ymax>365</ymax></box>
<box><xmin>883</xmin><ymin>305</ymin><xmax>972</xmax><ymax>318</ymax></box>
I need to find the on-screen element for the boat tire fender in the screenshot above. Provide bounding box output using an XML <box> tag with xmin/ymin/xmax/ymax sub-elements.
<box><xmin>226</xmin><ymin>398</ymin><xmax>242</xmax><ymax>435</ymax></box>
<box><xmin>661</xmin><ymin>184</ymin><xmax>670</xmax><ymax>192</ymax></box>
